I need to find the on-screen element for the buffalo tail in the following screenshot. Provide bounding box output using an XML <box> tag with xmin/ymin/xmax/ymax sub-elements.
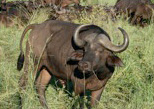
<box><xmin>17</xmin><ymin>52</ymin><xmax>24</xmax><ymax>71</ymax></box>
<box><xmin>17</xmin><ymin>24</ymin><xmax>36</xmax><ymax>71</ymax></box>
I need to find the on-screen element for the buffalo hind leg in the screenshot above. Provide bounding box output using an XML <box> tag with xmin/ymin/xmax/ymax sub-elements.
<box><xmin>35</xmin><ymin>69</ymin><xmax>51</xmax><ymax>109</ymax></box>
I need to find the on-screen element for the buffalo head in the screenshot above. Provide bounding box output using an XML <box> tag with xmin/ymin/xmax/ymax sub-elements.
<box><xmin>68</xmin><ymin>25</ymin><xmax>129</xmax><ymax>74</ymax></box>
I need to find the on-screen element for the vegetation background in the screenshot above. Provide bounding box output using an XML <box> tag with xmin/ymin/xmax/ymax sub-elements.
<box><xmin>0</xmin><ymin>0</ymin><xmax>154</xmax><ymax>109</ymax></box>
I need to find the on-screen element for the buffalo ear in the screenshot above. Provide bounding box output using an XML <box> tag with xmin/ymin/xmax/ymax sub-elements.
<box><xmin>67</xmin><ymin>50</ymin><xmax>83</xmax><ymax>61</ymax></box>
<box><xmin>106</xmin><ymin>55</ymin><xmax>124</xmax><ymax>67</ymax></box>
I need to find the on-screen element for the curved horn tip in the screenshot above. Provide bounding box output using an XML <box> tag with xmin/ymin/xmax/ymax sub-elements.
<box><xmin>118</xmin><ymin>27</ymin><xmax>123</xmax><ymax>31</ymax></box>
<box><xmin>98</xmin><ymin>27</ymin><xmax>129</xmax><ymax>53</ymax></box>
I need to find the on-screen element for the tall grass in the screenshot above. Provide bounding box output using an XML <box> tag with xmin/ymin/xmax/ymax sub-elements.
<box><xmin>0</xmin><ymin>0</ymin><xmax>154</xmax><ymax>109</ymax></box>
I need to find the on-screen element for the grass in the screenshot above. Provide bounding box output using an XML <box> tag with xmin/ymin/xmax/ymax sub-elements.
<box><xmin>0</xmin><ymin>0</ymin><xmax>154</xmax><ymax>109</ymax></box>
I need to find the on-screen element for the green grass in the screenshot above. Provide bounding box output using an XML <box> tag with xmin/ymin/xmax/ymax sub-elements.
<box><xmin>0</xmin><ymin>0</ymin><xmax>154</xmax><ymax>109</ymax></box>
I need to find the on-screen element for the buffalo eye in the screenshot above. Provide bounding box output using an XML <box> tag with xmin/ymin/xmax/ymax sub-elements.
<box><xmin>106</xmin><ymin>55</ymin><xmax>124</xmax><ymax>67</ymax></box>
<box><xmin>67</xmin><ymin>50</ymin><xmax>83</xmax><ymax>61</ymax></box>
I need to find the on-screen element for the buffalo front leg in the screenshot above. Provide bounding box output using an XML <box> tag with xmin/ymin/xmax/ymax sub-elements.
<box><xmin>79</xmin><ymin>93</ymin><xmax>86</xmax><ymax>109</ymax></box>
<box><xmin>90</xmin><ymin>87</ymin><xmax>104</xmax><ymax>108</ymax></box>
<box><xmin>35</xmin><ymin>69</ymin><xmax>51</xmax><ymax>109</ymax></box>
<box><xmin>74</xmin><ymin>84</ymin><xmax>86</xmax><ymax>109</ymax></box>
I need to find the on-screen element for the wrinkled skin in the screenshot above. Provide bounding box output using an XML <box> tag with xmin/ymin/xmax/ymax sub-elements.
<box><xmin>17</xmin><ymin>20</ymin><xmax>129</xmax><ymax>109</ymax></box>
<box><xmin>114</xmin><ymin>0</ymin><xmax>153</xmax><ymax>26</ymax></box>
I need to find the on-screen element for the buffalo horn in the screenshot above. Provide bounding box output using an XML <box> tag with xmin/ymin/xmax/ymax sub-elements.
<box><xmin>73</xmin><ymin>24</ymin><xmax>92</xmax><ymax>47</ymax></box>
<box><xmin>98</xmin><ymin>27</ymin><xmax>129</xmax><ymax>53</ymax></box>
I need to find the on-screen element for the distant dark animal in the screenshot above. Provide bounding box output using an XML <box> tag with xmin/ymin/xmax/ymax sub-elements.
<box><xmin>115</xmin><ymin>0</ymin><xmax>152</xmax><ymax>6</ymax></box>
<box><xmin>131</xmin><ymin>3</ymin><xmax>153</xmax><ymax>27</ymax></box>
<box><xmin>17</xmin><ymin>20</ymin><xmax>129</xmax><ymax>109</ymax></box>
<box><xmin>115</xmin><ymin>0</ymin><xmax>152</xmax><ymax>15</ymax></box>
<box><xmin>114</xmin><ymin>0</ymin><xmax>153</xmax><ymax>26</ymax></box>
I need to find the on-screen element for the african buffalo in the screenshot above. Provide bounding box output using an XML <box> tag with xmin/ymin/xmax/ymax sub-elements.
<box><xmin>114</xmin><ymin>0</ymin><xmax>153</xmax><ymax>26</ymax></box>
<box><xmin>17</xmin><ymin>20</ymin><xmax>129</xmax><ymax>108</ymax></box>
<box><xmin>115</xmin><ymin>0</ymin><xmax>152</xmax><ymax>15</ymax></box>
<box><xmin>131</xmin><ymin>3</ymin><xmax>153</xmax><ymax>27</ymax></box>
<box><xmin>115</xmin><ymin>0</ymin><xmax>152</xmax><ymax>4</ymax></box>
